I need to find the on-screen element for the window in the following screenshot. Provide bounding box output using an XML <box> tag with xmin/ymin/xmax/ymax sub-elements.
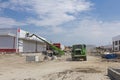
<box><xmin>119</xmin><ymin>46</ymin><xmax>120</xmax><ymax>51</ymax></box>
<box><xmin>115</xmin><ymin>47</ymin><xmax>118</xmax><ymax>51</ymax></box>
<box><xmin>115</xmin><ymin>41</ymin><xmax>118</xmax><ymax>45</ymax></box>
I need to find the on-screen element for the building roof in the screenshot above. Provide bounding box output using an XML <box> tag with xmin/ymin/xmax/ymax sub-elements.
<box><xmin>19</xmin><ymin>37</ymin><xmax>45</xmax><ymax>44</ymax></box>
<box><xmin>0</xmin><ymin>33</ymin><xmax>16</xmax><ymax>37</ymax></box>
<box><xmin>0</xmin><ymin>28</ymin><xmax>47</xmax><ymax>44</ymax></box>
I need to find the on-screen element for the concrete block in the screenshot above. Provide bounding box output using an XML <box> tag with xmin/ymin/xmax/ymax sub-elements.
<box><xmin>26</xmin><ymin>55</ymin><xmax>40</xmax><ymax>62</ymax></box>
<box><xmin>108</xmin><ymin>67</ymin><xmax>120</xmax><ymax>80</ymax></box>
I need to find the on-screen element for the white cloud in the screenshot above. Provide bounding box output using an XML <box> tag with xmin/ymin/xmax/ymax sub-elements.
<box><xmin>29</xmin><ymin>0</ymin><xmax>92</xmax><ymax>26</ymax></box>
<box><xmin>45</xmin><ymin>18</ymin><xmax>120</xmax><ymax>45</ymax></box>
<box><xmin>0</xmin><ymin>0</ymin><xmax>32</xmax><ymax>11</ymax></box>
<box><xmin>1</xmin><ymin>0</ymin><xmax>120</xmax><ymax>45</ymax></box>
<box><xmin>0</xmin><ymin>17</ymin><xmax>26</xmax><ymax>28</ymax></box>
<box><xmin>51</xmin><ymin>26</ymin><xmax>65</xmax><ymax>34</ymax></box>
<box><xmin>0</xmin><ymin>0</ymin><xmax>93</xmax><ymax>26</ymax></box>
<box><xmin>72</xmin><ymin>19</ymin><xmax>120</xmax><ymax>45</ymax></box>
<box><xmin>27</xmin><ymin>14</ymin><xmax>75</xmax><ymax>26</ymax></box>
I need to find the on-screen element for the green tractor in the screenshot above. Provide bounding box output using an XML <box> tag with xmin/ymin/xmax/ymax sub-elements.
<box><xmin>71</xmin><ymin>44</ymin><xmax>87</xmax><ymax>61</ymax></box>
<box><xmin>26</xmin><ymin>33</ymin><xmax>64</xmax><ymax>56</ymax></box>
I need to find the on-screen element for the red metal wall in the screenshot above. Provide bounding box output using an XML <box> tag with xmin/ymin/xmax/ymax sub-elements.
<box><xmin>0</xmin><ymin>49</ymin><xmax>16</xmax><ymax>53</ymax></box>
<box><xmin>53</xmin><ymin>43</ymin><xmax>61</xmax><ymax>49</ymax></box>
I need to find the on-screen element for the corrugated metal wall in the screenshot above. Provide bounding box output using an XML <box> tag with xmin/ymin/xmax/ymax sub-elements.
<box><xmin>0</xmin><ymin>28</ymin><xmax>18</xmax><ymax>52</ymax></box>
<box><xmin>0</xmin><ymin>36</ymin><xmax>16</xmax><ymax>49</ymax></box>
<box><xmin>19</xmin><ymin>40</ymin><xmax>46</xmax><ymax>53</ymax></box>
<box><xmin>37</xmin><ymin>42</ymin><xmax>46</xmax><ymax>52</ymax></box>
<box><xmin>0</xmin><ymin>28</ymin><xmax>46</xmax><ymax>53</ymax></box>
<box><xmin>23</xmin><ymin>40</ymin><xmax>36</xmax><ymax>52</ymax></box>
<box><xmin>19</xmin><ymin>29</ymin><xmax>46</xmax><ymax>53</ymax></box>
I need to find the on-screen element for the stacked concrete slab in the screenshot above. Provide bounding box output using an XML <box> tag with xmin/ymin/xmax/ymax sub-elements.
<box><xmin>108</xmin><ymin>67</ymin><xmax>120</xmax><ymax>80</ymax></box>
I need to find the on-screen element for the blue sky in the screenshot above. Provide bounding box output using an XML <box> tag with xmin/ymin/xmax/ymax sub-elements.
<box><xmin>0</xmin><ymin>0</ymin><xmax>120</xmax><ymax>46</ymax></box>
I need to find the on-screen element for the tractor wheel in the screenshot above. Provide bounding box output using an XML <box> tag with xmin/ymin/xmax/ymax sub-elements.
<box><xmin>84</xmin><ymin>56</ymin><xmax>87</xmax><ymax>61</ymax></box>
<box><xmin>72</xmin><ymin>57</ymin><xmax>75</xmax><ymax>61</ymax></box>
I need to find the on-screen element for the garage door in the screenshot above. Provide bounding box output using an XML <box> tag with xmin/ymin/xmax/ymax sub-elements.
<box><xmin>23</xmin><ymin>40</ymin><xmax>36</xmax><ymax>52</ymax></box>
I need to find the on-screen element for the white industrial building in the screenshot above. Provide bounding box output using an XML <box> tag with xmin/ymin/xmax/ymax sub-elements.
<box><xmin>0</xmin><ymin>28</ymin><xmax>46</xmax><ymax>53</ymax></box>
<box><xmin>112</xmin><ymin>35</ymin><xmax>120</xmax><ymax>52</ymax></box>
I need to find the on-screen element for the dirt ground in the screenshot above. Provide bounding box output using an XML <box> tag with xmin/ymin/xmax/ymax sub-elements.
<box><xmin>0</xmin><ymin>53</ymin><xmax>120</xmax><ymax>80</ymax></box>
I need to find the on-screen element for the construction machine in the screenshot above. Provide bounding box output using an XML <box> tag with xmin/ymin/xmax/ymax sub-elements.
<box><xmin>71</xmin><ymin>44</ymin><xmax>87</xmax><ymax>61</ymax></box>
<box><xmin>26</xmin><ymin>33</ymin><xmax>64</xmax><ymax>56</ymax></box>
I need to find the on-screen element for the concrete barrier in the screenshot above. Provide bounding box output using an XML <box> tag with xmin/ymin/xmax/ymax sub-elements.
<box><xmin>108</xmin><ymin>67</ymin><xmax>120</xmax><ymax>80</ymax></box>
<box><xmin>22</xmin><ymin>53</ymin><xmax>42</xmax><ymax>62</ymax></box>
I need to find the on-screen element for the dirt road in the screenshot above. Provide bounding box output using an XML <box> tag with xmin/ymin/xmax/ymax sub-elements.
<box><xmin>0</xmin><ymin>54</ymin><xmax>120</xmax><ymax>80</ymax></box>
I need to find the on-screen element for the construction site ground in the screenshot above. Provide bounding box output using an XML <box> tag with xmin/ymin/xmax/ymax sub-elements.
<box><xmin>0</xmin><ymin>53</ymin><xmax>120</xmax><ymax>80</ymax></box>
